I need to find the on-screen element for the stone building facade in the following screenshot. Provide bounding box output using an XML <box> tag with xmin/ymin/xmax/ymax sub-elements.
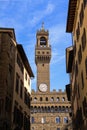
<box><xmin>31</xmin><ymin>25</ymin><xmax>72</xmax><ymax>130</ymax></box>
<box><xmin>66</xmin><ymin>0</ymin><xmax>87</xmax><ymax>129</ymax></box>
<box><xmin>0</xmin><ymin>28</ymin><xmax>34</xmax><ymax>130</ymax></box>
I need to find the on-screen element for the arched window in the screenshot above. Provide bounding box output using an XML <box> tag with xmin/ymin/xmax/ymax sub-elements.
<box><xmin>66</xmin><ymin>106</ymin><xmax>69</xmax><ymax>112</ymax></box>
<box><xmin>51</xmin><ymin>106</ymin><xmax>54</xmax><ymax>112</ymax></box>
<box><xmin>34</xmin><ymin>106</ymin><xmax>37</xmax><ymax>113</ymax></box>
<box><xmin>40</xmin><ymin>97</ymin><xmax>43</xmax><ymax>101</ymax></box>
<box><xmin>51</xmin><ymin>97</ymin><xmax>54</xmax><ymax>101</ymax></box>
<box><xmin>62</xmin><ymin>106</ymin><xmax>65</xmax><ymax>112</ymax></box>
<box><xmin>58</xmin><ymin>106</ymin><xmax>61</xmax><ymax>112</ymax></box>
<box><xmin>55</xmin><ymin>106</ymin><xmax>58</xmax><ymax>112</ymax></box>
<box><xmin>30</xmin><ymin>106</ymin><xmax>33</xmax><ymax>113</ymax></box>
<box><xmin>44</xmin><ymin>106</ymin><xmax>47</xmax><ymax>112</ymax></box>
<box><xmin>41</xmin><ymin>106</ymin><xmax>44</xmax><ymax>112</ymax></box>
<box><xmin>34</xmin><ymin>97</ymin><xmax>37</xmax><ymax>102</ymax></box>
<box><xmin>40</xmin><ymin>37</ymin><xmax>47</xmax><ymax>46</ymax></box>
<box><xmin>56</xmin><ymin>97</ymin><xmax>60</xmax><ymax>101</ymax></box>
<box><xmin>38</xmin><ymin>106</ymin><xmax>41</xmax><ymax>113</ymax></box>
<box><xmin>69</xmin><ymin>106</ymin><xmax>72</xmax><ymax>112</ymax></box>
<box><xmin>46</xmin><ymin>97</ymin><xmax>48</xmax><ymax>101</ymax></box>
<box><xmin>62</xmin><ymin>97</ymin><xmax>65</xmax><ymax>101</ymax></box>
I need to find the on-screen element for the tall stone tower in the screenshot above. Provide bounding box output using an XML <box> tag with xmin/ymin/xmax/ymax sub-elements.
<box><xmin>31</xmin><ymin>24</ymin><xmax>72</xmax><ymax>130</ymax></box>
<box><xmin>35</xmin><ymin>23</ymin><xmax>51</xmax><ymax>93</ymax></box>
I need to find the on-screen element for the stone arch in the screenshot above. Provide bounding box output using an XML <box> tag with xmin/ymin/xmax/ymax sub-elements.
<box><xmin>55</xmin><ymin>106</ymin><xmax>58</xmax><ymax>112</ymax></box>
<box><xmin>58</xmin><ymin>106</ymin><xmax>61</xmax><ymax>112</ymax></box>
<box><xmin>31</xmin><ymin>106</ymin><xmax>33</xmax><ymax>113</ymax></box>
<box><xmin>66</xmin><ymin>106</ymin><xmax>69</xmax><ymax>112</ymax></box>
<box><xmin>38</xmin><ymin>106</ymin><xmax>41</xmax><ymax>113</ymax></box>
<box><xmin>62</xmin><ymin>97</ymin><xmax>65</xmax><ymax>101</ymax></box>
<box><xmin>62</xmin><ymin>106</ymin><xmax>65</xmax><ymax>112</ymax></box>
<box><xmin>56</xmin><ymin>97</ymin><xmax>60</xmax><ymax>101</ymax></box>
<box><xmin>51</xmin><ymin>106</ymin><xmax>54</xmax><ymax>112</ymax></box>
<box><xmin>34</xmin><ymin>106</ymin><xmax>37</xmax><ymax>113</ymax></box>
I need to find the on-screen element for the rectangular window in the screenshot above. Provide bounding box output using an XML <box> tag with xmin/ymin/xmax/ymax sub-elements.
<box><xmin>24</xmin><ymin>89</ymin><xmax>28</xmax><ymax>105</ymax></box>
<box><xmin>31</xmin><ymin>117</ymin><xmax>34</xmax><ymax>123</ymax></box>
<box><xmin>85</xmin><ymin>57</ymin><xmax>87</xmax><ymax>77</ymax></box>
<box><xmin>13</xmin><ymin>105</ymin><xmax>18</xmax><ymax>124</ymax></box>
<box><xmin>27</xmin><ymin>94</ymin><xmax>30</xmax><ymax>108</ymax></box>
<box><xmin>57</xmin><ymin>128</ymin><xmax>60</xmax><ymax>130</ymax></box>
<box><xmin>17</xmin><ymin>54</ymin><xmax>24</xmax><ymax>73</ymax></box>
<box><xmin>78</xmin><ymin>45</ymin><xmax>82</xmax><ymax>64</ymax></box>
<box><xmin>41</xmin><ymin>117</ymin><xmax>46</xmax><ymax>124</ymax></box>
<box><xmin>28</xmin><ymin>78</ymin><xmax>30</xmax><ymax>85</ymax></box>
<box><xmin>76</xmin><ymin>23</ymin><xmax>80</xmax><ymax>41</ymax></box>
<box><xmin>16</xmin><ymin>73</ymin><xmax>19</xmax><ymax>93</ymax></box>
<box><xmin>17</xmin><ymin>54</ymin><xmax>20</xmax><ymax>66</ymax></box>
<box><xmin>55</xmin><ymin>117</ymin><xmax>60</xmax><ymax>123</ymax></box>
<box><xmin>5</xmin><ymin>96</ymin><xmax>11</xmax><ymax>112</ymax></box>
<box><xmin>64</xmin><ymin>117</ymin><xmax>68</xmax><ymax>123</ymax></box>
<box><xmin>25</xmin><ymin>73</ymin><xmax>27</xmax><ymax>80</ymax></box>
<box><xmin>0</xmin><ymin>99</ymin><xmax>4</xmax><ymax>115</ymax></box>
<box><xmin>83</xmin><ymin>0</ymin><xmax>87</xmax><ymax>8</ymax></box>
<box><xmin>81</xmin><ymin>28</ymin><xmax>86</xmax><ymax>51</ymax></box>
<box><xmin>20</xmin><ymin>80</ymin><xmax>23</xmax><ymax>98</ymax></box>
<box><xmin>81</xmin><ymin>71</ymin><xmax>84</xmax><ymax>89</ymax></box>
<box><xmin>24</xmin><ymin>115</ymin><xmax>29</xmax><ymax>130</ymax></box>
<box><xmin>79</xmin><ymin>3</ymin><xmax>84</xmax><ymax>27</ymax></box>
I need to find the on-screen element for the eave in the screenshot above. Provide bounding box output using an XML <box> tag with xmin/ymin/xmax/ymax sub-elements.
<box><xmin>17</xmin><ymin>44</ymin><xmax>34</xmax><ymax>78</ymax></box>
<box><xmin>0</xmin><ymin>27</ymin><xmax>16</xmax><ymax>41</ymax></box>
<box><xmin>66</xmin><ymin>0</ymin><xmax>77</xmax><ymax>32</ymax></box>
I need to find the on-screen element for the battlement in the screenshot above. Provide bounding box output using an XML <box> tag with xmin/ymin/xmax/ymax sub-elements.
<box><xmin>31</xmin><ymin>89</ymin><xmax>66</xmax><ymax>94</ymax></box>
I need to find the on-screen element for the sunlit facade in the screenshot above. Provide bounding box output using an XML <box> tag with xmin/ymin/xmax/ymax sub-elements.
<box><xmin>66</xmin><ymin>0</ymin><xmax>87</xmax><ymax>129</ymax></box>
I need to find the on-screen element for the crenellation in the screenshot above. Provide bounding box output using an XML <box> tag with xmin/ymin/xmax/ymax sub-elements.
<box><xmin>31</xmin><ymin>25</ymin><xmax>72</xmax><ymax>130</ymax></box>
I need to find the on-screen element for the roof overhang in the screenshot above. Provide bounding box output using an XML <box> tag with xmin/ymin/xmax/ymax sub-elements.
<box><xmin>17</xmin><ymin>44</ymin><xmax>34</xmax><ymax>78</ymax></box>
<box><xmin>66</xmin><ymin>0</ymin><xmax>77</xmax><ymax>32</ymax></box>
<box><xmin>0</xmin><ymin>27</ymin><xmax>16</xmax><ymax>41</ymax></box>
<box><xmin>66</xmin><ymin>46</ymin><xmax>73</xmax><ymax>73</ymax></box>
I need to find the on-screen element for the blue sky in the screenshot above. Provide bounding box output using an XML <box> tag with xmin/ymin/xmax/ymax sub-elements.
<box><xmin>0</xmin><ymin>0</ymin><xmax>72</xmax><ymax>91</ymax></box>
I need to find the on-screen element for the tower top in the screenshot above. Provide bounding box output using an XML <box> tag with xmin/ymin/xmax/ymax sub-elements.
<box><xmin>36</xmin><ymin>23</ymin><xmax>49</xmax><ymax>35</ymax></box>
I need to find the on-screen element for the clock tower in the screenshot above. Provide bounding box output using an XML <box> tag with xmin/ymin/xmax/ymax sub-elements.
<box><xmin>35</xmin><ymin>23</ymin><xmax>51</xmax><ymax>92</ymax></box>
<box><xmin>31</xmin><ymin>24</ymin><xmax>71</xmax><ymax>130</ymax></box>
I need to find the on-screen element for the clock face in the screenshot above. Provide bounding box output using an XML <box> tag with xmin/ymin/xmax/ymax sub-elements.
<box><xmin>39</xmin><ymin>83</ymin><xmax>47</xmax><ymax>92</ymax></box>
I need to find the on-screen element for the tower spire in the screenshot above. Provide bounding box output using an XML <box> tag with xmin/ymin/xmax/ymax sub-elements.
<box><xmin>41</xmin><ymin>22</ymin><xmax>44</xmax><ymax>30</ymax></box>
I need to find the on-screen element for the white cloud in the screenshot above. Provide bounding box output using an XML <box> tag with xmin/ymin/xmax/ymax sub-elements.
<box><xmin>49</xmin><ymin>24</ymin><xmax>66</xmax><ymax>46</ymax></box>
<box><xmin>51</xmin><ymin>49</ymin><xmax>65</xmax><ymax>65</ymax></box>
<box><xmin>26</xmin><ymin>2</ymin><xmax>55</xmax><ymax>27</ymax></box>
<box><xmin>45</xmin><ymin>3</ymin><xmax>55</xmax><ymax>14</ymax></box>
